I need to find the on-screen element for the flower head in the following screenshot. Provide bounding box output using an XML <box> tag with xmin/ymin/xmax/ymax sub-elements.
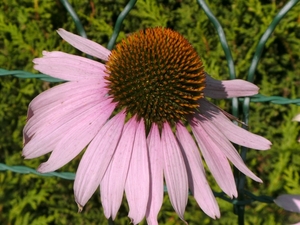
<box><xmin>292</xmin><ymin>113</ymin><xmax>300</xmax><ymax>142</ymax></box>
<box><xmin>23</xmin><ymin>27</ymin><xmax>271</xmax><ymax>224</ymax></box>
<box><xmin>293</xmin><ymin>114</ymin><xmax>300</xmax><ymax>122</ymax></box>
<box><xmin>274</xmin><ymin>194</ymin><xmax>300</xmax><ymax>213</ymax></box>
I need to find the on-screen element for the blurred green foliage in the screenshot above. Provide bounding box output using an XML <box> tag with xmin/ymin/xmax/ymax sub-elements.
<box><xmin>0</xmin><ymin>0</ymin><xmax>300</xmax><ymax>224</ymax></box>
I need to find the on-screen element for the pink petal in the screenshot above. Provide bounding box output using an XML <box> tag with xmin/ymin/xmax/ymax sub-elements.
<box><xmin>204</xmin><ymin>74</ymin><xmax>259</xmax><ymax>99</ymax></box>
<box><xmin>199</xmin><ymin>99</ymin><xmax>271</xmax><ymax>150</ymax></box>
<box><xmin>162</xmin><ymin>122</ymin><xmax>188</xmax><ymax>221</ymax></box>
<box><xmin>176</xmin><ymin>122</ymin><xmax>220</xmax><ymax>219</ymax></box>
<box><xmin>24</xmin><ymin>97</ymin><xmax>109</xmax><ymax>159</ymax></box>
<box><xmin>125</xmin><ymin>119</ymin><xmax>149</xmax><ymax>224</ymax></box>
<box><xmin>190</xmin><ymin>117</ymin><xmax>237</xmax><ymax>198</ymax></box>
<box><xmin>33</xmin><ymin>51</ymin><xmax>106</xmax><ymax>81</ymax></box>
<box><xmin>194</xmin><ymin>113</ymin><xmax>262</xmax><ymax>183</ymax></box>
<box><xmin>100</xmin><ymin>116</ymin><xmax>138</xmax><ymax>220</ymax></box>
<box><xmin>37</xmin><ymin>99</ymin><xmax>116</xmax><ymax>172</ymax></box>
<box><xmin>293</xmin><ymin>113</ymin><xmax>300</xmax><ymax>122</ymax></box>
<box><xmin>74</xmin><ymin>111</ymin><xmax>126</xmax><ymax>207</ymax></box>
<box><xmin>146</xmin><ymin>124</ymin><xmax>163</xmax><ymax>225</ymax></box>
<box><xmin>23</xmin><ymin>84</ymin><xmax>111</xmax><ymax>158</ymax></box>
<box><xmin>57</xmin><ymin>28</ymin><xmax>111</xmax><ymax>61</ymax></box>
<box><xmin>24</xmin><ymin>81</ymin><xmax>107</xmax><ymax>140</ymax></box>
<box><xmin>274</xmin><ymin>194</ymin><xmax>300</xmax><ymax>213</ymax></box>
<box><xmin>24</xmin><ymin>80</ymin><xmax>105</xmax><ymax>125</ymax></box>
<box><xmin>27</xmin><ymin>80</ymin><xmax>106</xmax><ymax>116</ymax></box>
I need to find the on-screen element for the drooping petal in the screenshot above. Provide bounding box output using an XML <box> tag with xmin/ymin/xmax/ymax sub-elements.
<box><xmin>33</xmin><ymin>51</ymin><xmax>106</xmax><ymax>81</ymax></box>
<box><xmin>161</xmin><ymin>122</ymin><xmax>188</xmax><ymax>221</ymax></box>
<box><xmin>24</xmin><ymin>80</ymin><xmax>106</xmax><ymax>124</ymax></box>
<box><xmin>194</xmin><ymin>113</ymin><xmax>262</xmax><ymax>183</ymax></box>
<box><xmin>125</xmin><ymin>119</ymin><xmax>149</xmax><ymax>224</ymax></box>
<box><xmin>24</xmin><ymin>98</ymin><xmax>108</xmax><ymax>158</ymax></box>
<box><xmin>74</xmin><ymin>111</ymin><xmax>126</xmax><ymax>207</ymax></box>
<box><xmin>293</xmin><ymin>114</ymin><xmax>300</xmax><ymax>122</ymax></box>
<box><xmin>198</xmin><ymin>99</ymin><xmax>271</xmax><ymax>150</ymax></box>
<box><xmin>274</xmin><ymin>194</ymin><xmax>300</xmax><ymax>213</ymax></box>
<box><xmin>190</xmin><ymin>117</ymin><xmax>237</xmax><ymax>198</ymax></box>
<box><xmin>204</xmin><ymin>74</ymin><xmax>259</xmax><ymax>99</ymax></box>
<box><xmin>24</xmin><ymin>81</ymin><xmax>107</xmax><ymax>140</ymax></box>
<box><xmin>37</xmin><ymin>99</ymin><xmax>116</xmax><ymax>172</ymax></box>
<box><xmin>57</xmin><ymin>28</ymin><xmax>111</xmax><ymax>61</ymax></box>
<box><xmin>146</xmin><ymin>124</ymin><xmax>163</xmax><ymax>225</ymax></box>
<box><xmin>28</xmin><ymin>80</ymin><xmax>106</xmax><ymax>113</ymax></box>
<box><xmin>176</xmin><ymin>122</ymin><xmax>220</xmax><ymax>219</ymax></box>
<box><xmin>100</xmin><ymin>116</ymin><xmax>138</xmax><ymax>220</ymax></box>
<box><xmin>23</xmin><ymin>88</ymin><xmax>112</xmax><ymax>159</ymax></box>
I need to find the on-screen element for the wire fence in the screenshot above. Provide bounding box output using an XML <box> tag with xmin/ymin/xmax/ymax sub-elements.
<box><xmin>1</xmin><ymin>0</ymin><xmax>300</xmax><ymax>224</ymax></box>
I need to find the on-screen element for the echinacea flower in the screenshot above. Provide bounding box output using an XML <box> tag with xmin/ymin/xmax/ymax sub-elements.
<box><xmin>293</xmin><ymin>114</ymin><xmax>300</xmax><ymax>122</ymax></box>
<box><xmin>274</xmin><ymin>194</ymin><xmax>300</xmax><ymax>213</ymax></box>
<box><xmin>274</xmin><ymin>194</ymin><xmax>300</xmax><ymax>225</ymax></box>
<box><xmin>23</xmin><ymin>27</ymin><xmax>271</xmax><ymax>224</ymax></box>
<box><xmin>292</xmin><ymin>114</ymin><xmax>300</xmax><ymax>142</ymax></box>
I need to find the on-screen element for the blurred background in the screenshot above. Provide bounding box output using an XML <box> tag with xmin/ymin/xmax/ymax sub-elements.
<box><xmin>0</xmin><ymin>0</ymin><xmax>300</xmax><ymax>224</ymax></box>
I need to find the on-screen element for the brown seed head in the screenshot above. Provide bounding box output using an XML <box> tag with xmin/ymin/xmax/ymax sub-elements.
<box><xmin>105</xmin><ymin>27</ymin><xmax>205</xmax><ymax>125</ymax></box>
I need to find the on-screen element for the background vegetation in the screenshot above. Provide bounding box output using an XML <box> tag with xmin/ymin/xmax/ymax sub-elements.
<box><xmin>0</xmin><ymin>0</ymin><xmax>300</xmax><ymax>224</ymax></box>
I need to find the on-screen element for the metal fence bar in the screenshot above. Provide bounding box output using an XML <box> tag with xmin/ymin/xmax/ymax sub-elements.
<box><xmin>0</xmin><ymin>163</ymin><xmax>75</xmax><ymax>180</ymax></box>
<box><xmin>196</xmin><ymin>0</ymin><xmax>239</xmax><ymax>121</ymax></box>
<box><xmin>247</xmin><ymin>0</ymin><xmax>300</xmax><ymax>83</ymax></box>
<box><xmin>60</xmin><ymin>0</ymin><xmax>87</xmax><ymax>38</ymax></box>
<box><xmin>2</xmin><ymin>68</ymin><xmax>299</xmax><ymax>105</ymax></box>
<box><xmin>107</xmin><ymin>0</ymin><xmax>138</xmax><ymax>50</ymax></box>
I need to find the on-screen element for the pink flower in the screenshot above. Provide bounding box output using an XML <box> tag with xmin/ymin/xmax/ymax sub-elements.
<box><xmin>293</xmin><ymin>114</ymin><xmax>300</xmax><ymax>122</ymax></box>
<box><xmin>274</xmin><ymin>194</ymin><xmax>300</xmax><ymax>213</ymax></box>
<box><xmin>274</xmin><ymin>194</ymin><xmax>300</xmax><ymax>225</ymax></box>
<box><xmin>293</xmin><ymin>114</ymin><xmax>300</xmax><ymax>142</ymax></box>
<box><xmin>23</xmin><ymin>28</ymin><xmax>271</xmax><ymax>224</ymax></box>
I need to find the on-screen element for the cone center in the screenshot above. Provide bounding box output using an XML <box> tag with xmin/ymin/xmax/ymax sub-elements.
<box><xmin>105</xmin><ymin>27</ymin><xmax>205</xmax><ymax>125</ymax></box>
